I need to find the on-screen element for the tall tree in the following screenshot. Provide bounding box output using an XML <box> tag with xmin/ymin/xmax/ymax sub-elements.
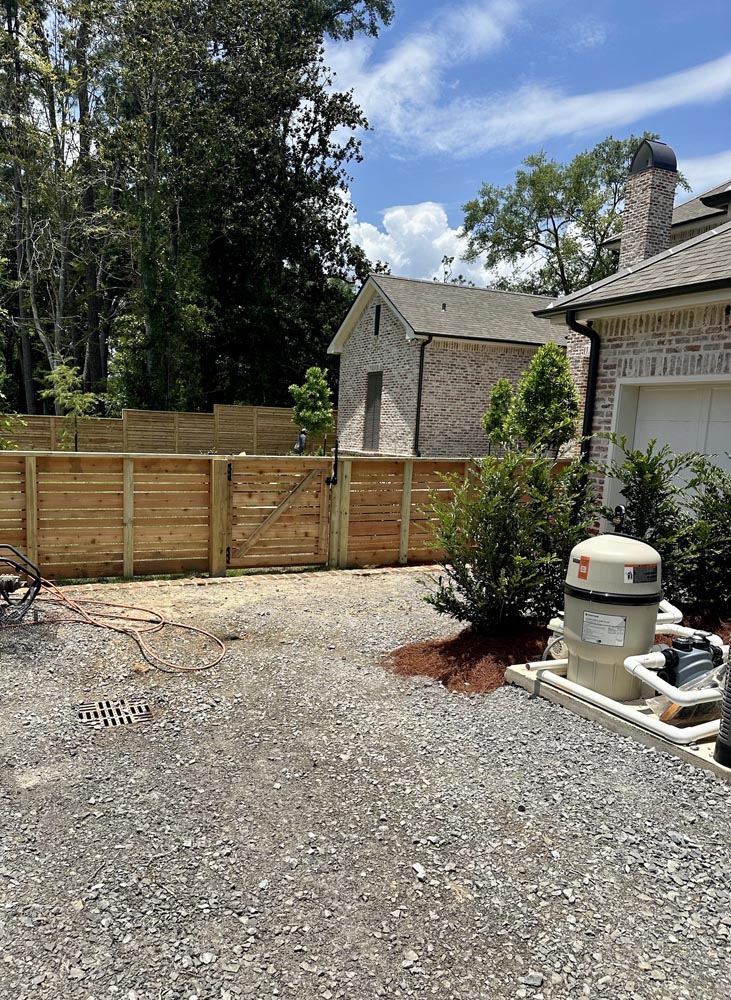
<box><xmin>462</xmin><ymin>133</ymin><xmax>689</xmax><ymax>297</ymax></box>
<box><xmin>0</xmin><ymin>0</ymin><xmax>385</xmax><ymax>413</ymax></box>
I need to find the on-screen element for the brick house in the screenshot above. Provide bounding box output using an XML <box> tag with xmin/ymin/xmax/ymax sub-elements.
<box><xmin>328</xmin><ymin>274</ymin><xmax>556</xmax><ymax>456</ymax></box>
<box><xmin>535</xmin><ymin>138</ymin><xmax>731</xmax><ymax>508</ymax></box>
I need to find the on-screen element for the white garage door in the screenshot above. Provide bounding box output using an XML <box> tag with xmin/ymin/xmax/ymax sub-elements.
<box><xmin>633</xmin><ymin>384</ymin><xmax>731</xmax><ymax>473</ymax></box>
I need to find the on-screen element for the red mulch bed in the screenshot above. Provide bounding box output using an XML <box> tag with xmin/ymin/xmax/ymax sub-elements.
<box><xmin>384</xmin><ymin>611</ymin><xmax>730</xmax><ymax>697</ymax></box>
<box><xmin>383</xmin><ymin>623</ymin><xmax>547</xmax><ymax>695</ymax></box>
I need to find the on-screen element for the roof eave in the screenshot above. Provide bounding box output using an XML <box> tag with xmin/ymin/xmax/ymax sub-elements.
<box><xmin>327</xmin><ymin>276</ymin><xmax>415</xmax><ymax>354</ymax></box>
<box><xmin>534</xmin><ymin>276</ymin><xmax>731</xmax><ymax>319</ymax></box>
<box><xmin>418</xmin><ymin>331</ymin><xmax>553</xmax><ymax>347</ymax></box>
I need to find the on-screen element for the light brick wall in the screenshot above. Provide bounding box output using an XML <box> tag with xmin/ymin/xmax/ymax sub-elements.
<box><xmin>619</xmin><ymin>167</ymin><xmax>677</xmax><ymax>269</ymax></box>
<box><xmin>336</xmin><ymin>294</ymin><xmax>420</xmax><ymax>454</ymax></box>
<box><xmin>565</xmin><ymin>329</ymin><xmax>591</xmax><ymax>457</ymax></box>
<box><xmin>336</xmin><ymin>295</ymin><xmax>546</xmax><ymax>456</ymax></box>
<box><xmin>576</xmin><ymin>303</ymin><xmax>731</xmax><ymax>469</ymax></box>
<box><xmin>418</xmin><ymin>339</ymin><xmax>538</xmax><ymax>456</ymax></box>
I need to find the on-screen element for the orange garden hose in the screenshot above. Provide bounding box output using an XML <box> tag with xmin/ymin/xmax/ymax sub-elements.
<box><xmin>1</xmin><ymin>578</ymin><xmax>226</xmax><ymax>673</ymax></box>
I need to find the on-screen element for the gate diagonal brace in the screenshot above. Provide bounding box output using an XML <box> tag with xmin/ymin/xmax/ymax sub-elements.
<box><xmin>231</xmin><ymin>469</ymin><xmax>319</xmax><ymax>560</ymax></box>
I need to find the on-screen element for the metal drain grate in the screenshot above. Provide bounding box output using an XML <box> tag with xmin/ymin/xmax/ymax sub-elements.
<box><xmin>78</xmin><ymin>698</ymin><xmax>152</xmax><ymax>729</ymax></box>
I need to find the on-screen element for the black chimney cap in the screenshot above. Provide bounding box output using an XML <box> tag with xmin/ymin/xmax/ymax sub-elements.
<box><xmin>629</xmin><ymin>139</ymin><xmax>677</xmax><ymax>175</ymax></box>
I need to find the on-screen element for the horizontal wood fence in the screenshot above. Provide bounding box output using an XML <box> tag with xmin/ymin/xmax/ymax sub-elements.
<box><xmin>6</xmin><ymin>404</ymin><xmax>335</xmax><ymax>456</ymax></box>
<box><xmin>0</xmin><ymin>453</ymin><xmax>466</xmax><ymax>581</ymax></box>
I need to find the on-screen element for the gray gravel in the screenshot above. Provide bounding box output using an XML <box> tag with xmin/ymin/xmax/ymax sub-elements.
<box><xmin>1</xmin><ymin>566</ymin><xmax>730</xmax><ymax>1000</ymax></box>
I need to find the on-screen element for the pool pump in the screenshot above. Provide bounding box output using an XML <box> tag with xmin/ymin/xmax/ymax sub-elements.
<box><xmin>531</xmin><ymin>534</ymin><xmax>729</xmax><ymax>754</ymax></box>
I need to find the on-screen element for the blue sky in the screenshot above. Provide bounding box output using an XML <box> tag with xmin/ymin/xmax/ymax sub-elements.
<box><xmin>325</xmin><ymin>0</ymin><xmax>731</xmax><ymax>283</ymax></box>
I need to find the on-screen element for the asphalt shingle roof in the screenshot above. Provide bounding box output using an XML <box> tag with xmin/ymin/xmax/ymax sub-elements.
<box><xmin>536</xmin><ymin>220</ymin><xmax>731</xmax><ymax>316</ymax></box>
<box><xmin>604</xmin><ymin>179</ymin><xmax>731</xmax><ymax>249</ymax></box>
<box><xmin>370</xmin><ymin>275</ymin><xmax>557</xmax><ymax>345</ymax></box>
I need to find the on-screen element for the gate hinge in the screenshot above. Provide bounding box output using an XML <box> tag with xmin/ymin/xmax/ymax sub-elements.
<box><xmin>226</xmin><ymin>546</ymin><xmax>231</xmax><ymax>565</ymax></box>
<box><xmin>227</xmin><ymin>462</ymin><xmax>232</xmax><ymax>481</ymax></box>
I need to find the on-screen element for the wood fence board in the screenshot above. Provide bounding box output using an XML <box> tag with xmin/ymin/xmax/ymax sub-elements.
<box><xmin>232</xmin><ymin>553</ymin><xmax>326</xmax><ymax>568</ymax></box>
<box><xmin>347</xmin><ymin>520</ymin><xmax>401</xmax><ymax>537</ymax></box>
<box><xmin>133</xmin><ymin>456</ymin><xmax>210</xmax><ymax>474</ymax></box>
<box><xmin>132</xmin><ymin>558</ymin><xmax>209</xmax><ymax>575</ymax></box>
<box><xmin>1</xmin><ymin>449</ymin><xmax>542</xmax><ymax>579</ymax></box>
<box><xmin>6</xmin><ymin>405</ymin><xmax>336</xmax><ymax>457</ymax></box>
<box><xmin>43</xmin><ymin>562</ymin><xmax>124</xmax><ymax>580</ymax></box>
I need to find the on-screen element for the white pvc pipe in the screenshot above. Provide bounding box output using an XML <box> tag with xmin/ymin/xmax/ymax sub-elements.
<box><xmin>657</xmin><ymin>600</ymin><xmax>683</xmax><ymax>625</ymax></box>
<box><xmin>655</xmin><ymin>623</ymin><xmax>724</xmax><ymax>647</ymax></box>
<box><xmin>624</xmin><ymin>652</ymin><xmax>723</xmax><ymax>705</ymax></box>
<box><xmin>534</xmin><ymin>665</ymin><xmax>719</xmax><ymax>745</ymax></box>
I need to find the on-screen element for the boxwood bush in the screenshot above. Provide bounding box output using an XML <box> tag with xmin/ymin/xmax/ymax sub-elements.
<box><xmin>424</xmin><ymin>449</ymin><xmax>600</xmax><ymax>632</ymax></box>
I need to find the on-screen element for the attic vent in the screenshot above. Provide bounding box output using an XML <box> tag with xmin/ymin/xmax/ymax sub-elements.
<box><xmin>374</xmin><ymin>303</ymin><xmax>381</xmax><ymax>335</ymax></box>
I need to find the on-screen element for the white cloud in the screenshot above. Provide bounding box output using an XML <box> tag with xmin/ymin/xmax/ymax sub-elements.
<box><xmin>679</xmin><ymin>149</ymin><xmax>731</xmax><ymax>195</ymax></box>
<box><xmin>326</xmin><ymin>0</ymin><xmax>523</xmax><ymax>139</ymax></box>
<box><xmin>329</xmin><ymin>1</ymin><xmax>731</xmax><ymax>160</ymax></box>
<box><xmin>349</xmin><ymin>200</ymin><xmax>492</xmax><ymax>283</ymax></box>
<box><xmin>414</xmin><ymin>52</ymin><xmax>731</xmax><ymax>156</ymax></box>
<box><xmin>568</xmin><ymin>17</ymin><xmax>608</xmax><ymax>51</ymax></box>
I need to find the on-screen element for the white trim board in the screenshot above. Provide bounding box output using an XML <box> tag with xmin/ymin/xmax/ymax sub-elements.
<box><xmin>543</xmin><ymin>288</ymin><xmax>731</xmax><ymax>325</ymax></box>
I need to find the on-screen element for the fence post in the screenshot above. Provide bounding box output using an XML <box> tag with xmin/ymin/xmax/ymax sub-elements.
<box><xmin>328</xmin><ymin>466</ymin><xmax>341</xmax><ymax>568</ymax></box>
<box><xmin>252</xmin><ymin>408</ymin><xmax>259</xmax><ymax>455</ymax></box>
<box><xmin>328</xmin><ymin>457</ymin><xmax>352</xmax><ymax>568</ymax></box>
<box><xmin>24</xmin><ymin>455</ymin><xmax>38</xmax><ymax>566</ymax></box>
<box><xmin>123</xmin><ymin>457</ymin><xmax>135</xmax><ymax>579</ymax></box>
<box><xmin>336</xmin><ymin>458</ymin><xmax>352</xmax><ymax>568</ymax></box>
<box><xmin>398</xmin><ymin>459</ymin><xmax>414</xmax><ymax>565</ymax></box>
<box><xmin>318</xmin><ymin>468</ymin><xmax>331</xmax><ymax>562</ymax></box>
<box><xmin>209</xmin><ymin>458</ymin><xmax>231</xmax><ymax>576</ymax></box>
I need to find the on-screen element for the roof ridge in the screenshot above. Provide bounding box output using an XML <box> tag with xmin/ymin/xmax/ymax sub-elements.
<box><xmin>370</xmin><ymin>273</ymin><xmax>554</xmax><ymax>302</ymax></box>
<box><xmin>544</xmin><ymin>217</ymin><xmax>731</xmax><ymax>312</ymax></box>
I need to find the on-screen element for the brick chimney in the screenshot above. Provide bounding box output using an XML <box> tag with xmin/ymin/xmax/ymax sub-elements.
<box><xmin>619</xmin><ymin>139</ymin><xmax>678</xmax><ymax>270</ymax></box>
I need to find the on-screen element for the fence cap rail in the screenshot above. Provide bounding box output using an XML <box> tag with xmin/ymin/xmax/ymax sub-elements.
<box><xmin>1</xmin><ymin>450</ymin><xmax>336</xmax><ymax>460</ymax></box>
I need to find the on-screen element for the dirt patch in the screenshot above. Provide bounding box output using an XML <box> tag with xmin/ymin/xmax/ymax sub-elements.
<box><xmin>384</xmin><ymin>622</ymin><xmax>547</xmax><ymax>694</ymax></box>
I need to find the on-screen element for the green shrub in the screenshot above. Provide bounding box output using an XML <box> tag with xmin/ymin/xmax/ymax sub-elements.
<box><xmin>289</xmin><ymin>366</ymin><xmax>335</xmax><ymax>443</ymax></box>
<box><xmin>424</xmin><ymin>450</ymin><xmax>600</xmax><ymax>632</ymax></box>
<box><xmin>680</xmin><ymin>460</ymin><xmax>731</xmax><ymax>615</ymax></box>
<box><xmin>0</xmin><ymin>391</ymin><xmax>20</xmax><ymax>450</ymax></box>
<box><xmin>40</xmin><ymin>365</ymin><xmax>100</xmax><ymax>451</ymax></box>
<box><xmin>507</xmin><ymin>341</ymin><xmax>579</xmax><ymax>453</ymax></box>
<box><xmin>602</xmin><ymin>436</ymin><xmax>703</xmax><ymax>601</ymax></box>
<box><xmin>481</xmin><ymin>377</ymin><xmax>514</xmax><ymax>448</ymax></box>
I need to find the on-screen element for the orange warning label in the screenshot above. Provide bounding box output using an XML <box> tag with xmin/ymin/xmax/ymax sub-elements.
<box><xmin>578</xmin><ymin>555</ymin><xmax>590</xmax><ymax>580</ymax></box>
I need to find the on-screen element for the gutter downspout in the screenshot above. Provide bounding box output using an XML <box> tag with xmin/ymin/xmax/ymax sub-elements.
<box><xmin>566</xmin><ymin>309</ymin><xmax>600</xmax><ymax>464</ymax></box>
<box><xmin>413</xmin><ymin>335</ymin><xmax>432</xmax><ymax>457</ymax></box>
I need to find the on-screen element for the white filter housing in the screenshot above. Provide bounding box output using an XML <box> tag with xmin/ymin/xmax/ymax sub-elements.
<box><xmin>564</xmin><ymin>535</ymin><xmax>662</xmax><ymax>700</ymax></box>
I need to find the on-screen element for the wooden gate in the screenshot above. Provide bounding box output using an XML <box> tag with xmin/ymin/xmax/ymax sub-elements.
<box><xmin>228</xmin><ymin>457</ymin><xmax>332</xmax><ymax>569</ymax></box>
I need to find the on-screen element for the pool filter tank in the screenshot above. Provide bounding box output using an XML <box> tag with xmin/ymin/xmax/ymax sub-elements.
<box><xmin>563</xmin><ymin>535</ymin><xmax>662</xmax><ymax>700</ymax></box>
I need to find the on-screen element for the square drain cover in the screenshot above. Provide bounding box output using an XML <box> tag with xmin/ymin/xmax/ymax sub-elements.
<box><xmin>78</xmin><ymin>698</ymin><xmax>152</xmax><ymax>729</ymax></box>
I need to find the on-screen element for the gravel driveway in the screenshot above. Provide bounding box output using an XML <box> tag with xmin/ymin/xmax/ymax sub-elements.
<box><xmin>1</xmin><ymin>566</ymin><xmax>730</xmax><ymax>1000</ymax></box>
